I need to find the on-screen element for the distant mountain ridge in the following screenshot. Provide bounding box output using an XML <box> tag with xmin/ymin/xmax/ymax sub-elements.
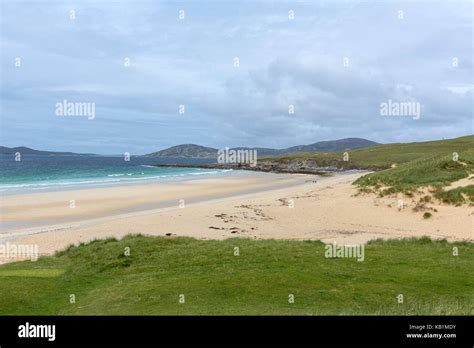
<box><xmin>1</xmin><ymin>138</ymin><xmax>379</xmax><ymax>158</ymax></box>
<box><xmin>0</xmin><ymin>146</ymin><xmax>95</xmax><ymax>156</ymax></box>
<box><xmin>145</xmin><ymin>138</ymin><xmax>379</xmax><ymax>159</ymax></box>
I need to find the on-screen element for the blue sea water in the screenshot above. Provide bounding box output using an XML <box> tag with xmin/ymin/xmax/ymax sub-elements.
<box><xmin>0</xmin><ymin>155</ymin><xmax>224</xmax><ymax>192</ymax></box>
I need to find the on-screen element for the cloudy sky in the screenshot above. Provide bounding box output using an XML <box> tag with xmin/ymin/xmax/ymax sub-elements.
<box><xmin>1</xmin><ymin>0</ymin><xmax>472</xmax><ymax>154</ymax></box>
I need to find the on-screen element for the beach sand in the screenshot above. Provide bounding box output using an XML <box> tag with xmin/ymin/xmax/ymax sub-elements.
<box><xmin>0</xmin><ymin>171</ymin><xmax>472</xmax><ymax>262</ymax></box>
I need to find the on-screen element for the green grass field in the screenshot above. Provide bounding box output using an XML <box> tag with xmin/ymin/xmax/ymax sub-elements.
<box><xmin>272</xmin><ymin>135</ymin><xmax>474</xmax><ymax>170</ymax></box>
<box><xmin>0</xmin><ymin>235</ymin><xmax>472</xmax><ymax>315</ymax></box>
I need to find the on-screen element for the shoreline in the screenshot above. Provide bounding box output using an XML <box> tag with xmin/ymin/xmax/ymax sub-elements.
<box><xmin>0</xmin><ymin>177</ymin><xmax>312</xmax><ymax>244</ymax></box>
<box><xmin>0</xmin><ymin>171</ymin><xmax>310</xmax><ymax>233</ymax></box>
<box><xmin>1</xmin><ymin>170</ymin><xmax>472</xmax><ymax>264</ymax></box>
<box><xmin>0</xmin><ymin>168</ymin><xmax>236</xmax><ymax>196</ymax></box>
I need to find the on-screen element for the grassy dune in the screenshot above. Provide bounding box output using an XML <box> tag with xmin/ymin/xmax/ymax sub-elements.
<box><xmin>0</xmin><ymin>236</ymin><xmax>472</xmax><ymax>315</ymax></box>
<box><xmin>354</xmin><ymin>149</ymin><xmax>474</xmax><ymax>202</ymax></box>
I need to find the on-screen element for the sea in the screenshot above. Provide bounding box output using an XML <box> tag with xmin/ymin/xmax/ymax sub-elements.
<box><xmin>0</xmin><ymin>155</ymin><xmax>228</xmax><ymax>193</ymax></box>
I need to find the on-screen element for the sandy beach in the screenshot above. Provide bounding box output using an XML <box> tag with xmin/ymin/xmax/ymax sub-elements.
<box><xmin>0</xmin><ymin>171</ymin><xmax>472</xmax><ymax>262</ymax></box>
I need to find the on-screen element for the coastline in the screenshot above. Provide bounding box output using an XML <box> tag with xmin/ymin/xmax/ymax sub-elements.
<box><xmin>152</xmin><ymin>160</ymin><xmax>374</xmax><ymax>174</ymax></box>
<box><xmin>0</xmin><ymin>171</ymin><xmax>307</xmax><ymax>230</ymax></box>
<box><xmin>0</xmin><ymin>156</ymin><xmax>228</xmax><ymax>196</ymax></box>
<box><xmin>1</xmin><ymin>170</ymin><xmax>472</xmax><ymax>264</ymax></box>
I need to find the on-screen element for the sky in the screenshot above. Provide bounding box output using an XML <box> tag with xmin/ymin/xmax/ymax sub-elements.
<box><xmin>1</xmin><ymin>0</ymin><xmax>473</xmax><ymax>155</ymax></box>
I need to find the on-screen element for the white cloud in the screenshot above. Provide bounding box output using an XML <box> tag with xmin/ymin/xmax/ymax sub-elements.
<box><xmin>1</xmin><ymin>0</ymin><xmax>472</xmax><ymax>153</ymax></box>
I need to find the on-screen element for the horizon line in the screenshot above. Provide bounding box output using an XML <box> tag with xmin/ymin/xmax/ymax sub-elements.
<box><xmin>1</xmin><ymin>134</ymin><xmax>473</xmax><ymax>156</ymax></box>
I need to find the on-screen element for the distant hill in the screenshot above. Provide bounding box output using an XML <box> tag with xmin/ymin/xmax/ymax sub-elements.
<box><xmin>145</xmin><ymin>144</ymin><xmax>219</xmax><ymax>158</ymax></box>
<box><xmin>145</xmin><ymin>138</ymin><xmax>379</xmax><ymax>159</ymax></box>
<box><xmin>0</xmin><ymin>146</ymin><xmax>95</xmax><ymax>156</ymax></box>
